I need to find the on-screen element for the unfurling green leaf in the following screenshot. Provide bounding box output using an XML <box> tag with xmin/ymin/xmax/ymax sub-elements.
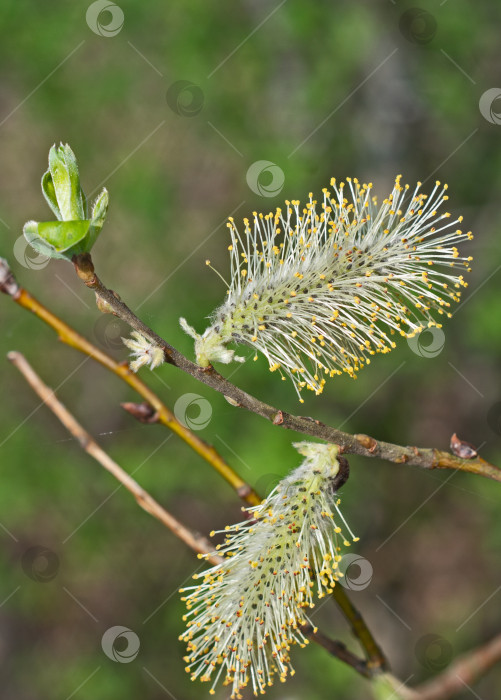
<box><xmin>46</xmin><ymin>143</ymin><xmax>86</xmax><ymax>221</ymax></box>
<box><xmin>41</xmin><ymin>170</ymin><xmax>61</xmax><ymax>220</ymax></box>
<box><xmin>24</xmin><ymin>144</ymin><xmax>109</xmax><ymax>263</ymax></box>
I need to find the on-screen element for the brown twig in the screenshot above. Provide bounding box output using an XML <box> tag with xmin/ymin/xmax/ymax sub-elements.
<box><xmin>7</xmin><ymin>350</ymin><xmax>220</xmax><ymax>563</ymax></box>
<box><xmin>7</xmin><ymin>350</ymin><xmax>376</xmax><ymax>680</ymax></box>
<box><xmin>414</xmin><ymin>633</ymin><xmax>501</xmax><ymax>700</ymax></box>
<box><xmin>68</xmin><ymin>254</ymin><xmax>501</xmax><ymax>483</ymax></box>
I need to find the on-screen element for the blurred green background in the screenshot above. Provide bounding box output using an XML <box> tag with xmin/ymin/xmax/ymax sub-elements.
<box><xmin>0</xmin><ymin>1</ymin><xmax>500</xmax><ymax>698</ymax></box>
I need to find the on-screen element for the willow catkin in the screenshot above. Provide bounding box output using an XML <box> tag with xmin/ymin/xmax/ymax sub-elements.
<box><xmin>181</xmin><ymin>176</ymin><xmax>472</xmax><ymax>400</ymax></box>
<box><xmin>180</xmin><ymin>442</ymin><xmax>356</xmax><ymax>698</ymax></box>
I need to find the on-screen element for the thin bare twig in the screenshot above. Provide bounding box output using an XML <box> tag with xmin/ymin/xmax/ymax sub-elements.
<box><xmin>69</xmin><ymin>253</ymin><xmax>501</xmax><ymax>484</ymax></box>
<box><xmin>8</xmin><ymin>350</ymin><xmax>375</xmax><ymax>679</ymax></box>
<box><xmin>7</xmin><ymin>351</ymin><xmax>220</xmax><ymax>563</ymax></box>
<box><xmin>414</xmin><ymin>633</ymin><xmax>501</xmax><ymax>700</ymax></box>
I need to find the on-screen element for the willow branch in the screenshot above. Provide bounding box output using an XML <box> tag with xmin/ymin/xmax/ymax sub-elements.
<box><xmin>68</xmin><ymin>254</ymin><xmax>501</xmax><ymax>483</ymax></box>
<box><xmin>7</xmin><ymin>350</ymin><xmax>376</xmax><ymax>680</ymax></box>
<box><xmin>0</xmin><ymin>259</ymin><xmax>386</xmax><ymax>671</ymax></box>
<box><xmin>5</xmin><ymin>262</ymin><xmax>499</xmax><ymax>697</ymax></box>
<box><xmin>414</xmin><ymin>632</ymin><xmax>501</xmax><ymax>700</ymax></box>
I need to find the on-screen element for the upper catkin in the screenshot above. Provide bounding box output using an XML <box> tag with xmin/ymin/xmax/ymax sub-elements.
<box><xmin>181</xmin><ymin>176</ymin><xmax>472</xmax><ymax>400</ymax></box>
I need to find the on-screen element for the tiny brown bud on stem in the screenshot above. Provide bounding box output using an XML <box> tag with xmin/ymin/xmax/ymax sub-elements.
<box><xmin>450</xmin><ymin>432</ymin><xmax>478</xmax><ymax>459</ymax></box>
<box><xmin>355</xmin><ymin>434</ymin><xmax>378</xmax><ymax>452</ymax></box>
<box><xmin>0</xmin><ymin>258</ymin><xmax>20</xmax><ymax>298</ymax></box>
<box><xmin>121</xmin><ymin>401</ymin><xmax>159</xmax><ymax>423</ymax></box>
<box><xmin>72</xmin><ymin>253</ymin><xmax>96</xmax><ymax>285</ymax></box>
<box><xmin>273</xmin><ymin>410</ymin><xmax>284</xmax><ymax>425</ymax></box>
